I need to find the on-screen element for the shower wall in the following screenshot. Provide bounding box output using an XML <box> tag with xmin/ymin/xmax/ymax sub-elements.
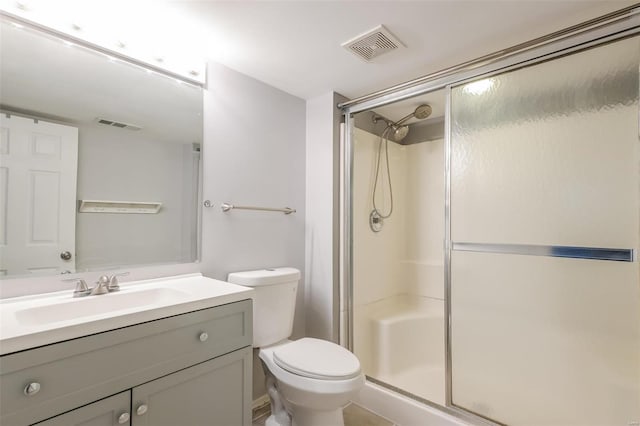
<box><xmin>352</xmin><ymin>126</ymin><xmax>445</xmax><ymax>405</ymax></box>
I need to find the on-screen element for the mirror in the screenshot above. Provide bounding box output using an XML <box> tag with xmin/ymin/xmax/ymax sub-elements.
<box><xmin>0</xmin><ymin>18</ymin><xmax>202</xmax><ymax>278</ymax></box>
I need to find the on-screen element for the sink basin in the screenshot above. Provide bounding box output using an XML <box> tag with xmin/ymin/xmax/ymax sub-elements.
<box><xmin>0</xmin><ymin>273</ymin><xmax>254</xmax><ymax>355</ymax></box>
<box><xmin>14</xmin><ymin>287</ymin><xmax>190</xmax><ymax>326</ymax></box>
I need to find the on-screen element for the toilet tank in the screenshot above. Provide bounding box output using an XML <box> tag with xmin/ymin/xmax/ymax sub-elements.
<box><xmin>227</xmin><ymin>267</ymin><xmax>300</xmax><ymax>348</ymax></box>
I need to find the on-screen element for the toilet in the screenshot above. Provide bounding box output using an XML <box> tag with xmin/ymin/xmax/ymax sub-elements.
<box><xmin>227</xmin><ymin>268</ymin><xmax>364</xmax><ymax>426</ymax></box>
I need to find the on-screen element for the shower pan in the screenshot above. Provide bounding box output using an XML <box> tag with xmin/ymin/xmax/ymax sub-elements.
<box><xmin>341</xmin><ymin>7</ymin><xmax>640</xmax><ymax>426</ymax></box>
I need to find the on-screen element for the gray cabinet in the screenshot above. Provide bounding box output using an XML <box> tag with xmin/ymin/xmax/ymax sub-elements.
<box><xmin>35</xmin><ymin>392</ymin><xmax>131</xmax><ymax>426</ymax></box>
<box><xmin>132</xmin><ymin>348</ymin><xmax>251</xmax><ymax>426</ymax></box>
<box><xmin>1</xmin><ymin>300</ymin><xmax>252</xmax><ymax>426</ymax></box>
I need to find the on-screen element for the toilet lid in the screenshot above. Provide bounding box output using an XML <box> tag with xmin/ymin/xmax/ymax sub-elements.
<box><xmin>273</xmin><ymin>338</ymin><xmax>361</xmax><ymax>380</ymax></box>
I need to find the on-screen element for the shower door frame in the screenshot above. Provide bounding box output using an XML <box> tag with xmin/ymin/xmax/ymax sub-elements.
<box><xmin>340</xmin><ymin>5</ymin><xmax>640</xmax><ymax>425</ymax></box>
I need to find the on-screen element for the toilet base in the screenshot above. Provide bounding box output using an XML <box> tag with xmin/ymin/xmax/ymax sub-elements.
<box><xmin>262</xmin><ymin>398</ymin><xmax>346</xmax><ymax>426</ymax></box>
<box><xmin>265</xmin><ymin>413</ymin><xmax>290</xmax><ymax>426</ymax></box>
<box><xmin>290</xmin><ymin>406</ymin><xmax>344</xmax><ymax>426</ymax></box>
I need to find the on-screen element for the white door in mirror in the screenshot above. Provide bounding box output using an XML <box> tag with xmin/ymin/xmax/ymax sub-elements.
<box><xmin>0</xmin><ymin>115</ymin><xmax>78</xmax><ymax>275</ymax></box>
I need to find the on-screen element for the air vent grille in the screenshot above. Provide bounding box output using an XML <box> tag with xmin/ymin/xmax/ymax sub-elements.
<box><xmin>96</xmin><ymin>118</ymin><xmax>142</xmax><ymax>131</ymax></box>
<box><xmin>342</xmin><ymin>25</ymin><xmax>404</xmax><ymax>62</ymax></box>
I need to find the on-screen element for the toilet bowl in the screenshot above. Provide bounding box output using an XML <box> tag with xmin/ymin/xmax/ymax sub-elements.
<box><xmin>227</xmin><ymin>268</ymin><xmax>364</xmax><ymax>426</ymax></box>
<box><xmin>260</xmin><ymin>338</ymin><xmax>365</xmax><ymax>425</ymax></box>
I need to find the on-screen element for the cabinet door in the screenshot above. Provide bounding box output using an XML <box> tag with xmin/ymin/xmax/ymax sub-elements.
<box><xmin>34</xmin><ymin>391</ymin><xmax>130</xmax><ymax>426</ymax></box>
<box><xmin>131</xmin><ymin>347</ymin><xmax>251</xmax><ymax>426</ymax></box>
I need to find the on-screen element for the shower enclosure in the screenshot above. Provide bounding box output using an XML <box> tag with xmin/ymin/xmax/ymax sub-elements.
<box><xmin>341</xmin><ymin>8</ymin><xmax>639</xmax><ymax>426</ymax></box>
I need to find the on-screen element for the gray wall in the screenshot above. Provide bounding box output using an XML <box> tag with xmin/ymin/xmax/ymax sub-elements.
<box><xmin>76</xmin><ymin>123</ymin><xmax>197</xmax><ymax>270</ymax></box>
<box><xmin>200</xmin><ymin>62</ymin><xmax>306</xmax><ymax>400</ymax></box>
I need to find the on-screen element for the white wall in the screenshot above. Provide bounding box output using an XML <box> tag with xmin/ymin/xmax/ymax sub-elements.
<box><xmin>304</xmin><ymin>92</ymin><xmax>346</xmax><ymax>342</ymax></box>
<box><xmin>402</xmin><ymin>138</ymin><xmax>445</xmax><ymax>300</ymax></box>
<box><xmin>200</xmin><ymin>62</ymin><xmax>306</xmax><ymax>399</ymax></box>
<box><xmin>352</xmin><ymin>128</ymin><xmax>408</xmax><ymax>307</ymax></box>
<box><xmin>351</xmin><ymin>127</ymin><xmax>445</xmax><ymax>308</ymax></box>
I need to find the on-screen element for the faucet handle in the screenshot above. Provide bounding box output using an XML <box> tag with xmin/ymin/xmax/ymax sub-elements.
<box><xmin>91</xmin><ymin>275</ymin><xmax>110</xmax><ymax>295</ymax></box>
<box><xmin>108</xmin><ymin>272</ymin><xmax>129</xmax><ymax>292</ymax></box>
<box><xmin>61</xmin><ymin>278</ymin><xmax>90</xmax><ymax>297</ymax></box>
<box><xmin>73</xmin><ymin>280</ymin><xmax>90</xmax><ymax>297</ymax></box>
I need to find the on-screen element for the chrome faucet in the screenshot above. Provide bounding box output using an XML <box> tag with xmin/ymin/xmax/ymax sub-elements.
<box><xmin>63</xmin><ymin>272</ymin><xmax>129</xmax><ymax>297</ymax></box>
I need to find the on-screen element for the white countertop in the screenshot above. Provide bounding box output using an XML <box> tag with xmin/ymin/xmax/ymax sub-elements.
<box><xmin>0</xmin><ymin>273</ymin><xmax>253</xmax><ymax>355</ymax></box>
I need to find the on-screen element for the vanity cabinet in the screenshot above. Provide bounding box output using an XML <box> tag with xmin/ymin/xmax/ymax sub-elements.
<box><xmin>0</xmin><ymin>299</ymin><xmax>252</xmax><ymax>426</ymax></box>
<box><xmin>35</xmin><ymin>392</ymin><xmax>131</xmax><ymax>426</ymax></box>
<box><xmin>131</xmin><ymin>349</ymin><xmax>248</xmax><ymax>426</ymax></box>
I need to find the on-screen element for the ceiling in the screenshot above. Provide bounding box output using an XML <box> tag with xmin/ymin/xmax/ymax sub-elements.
<box><xmin>170</xmin><ymin>0</ymin><xmax>636</xmax><ymax>101</ymax></box>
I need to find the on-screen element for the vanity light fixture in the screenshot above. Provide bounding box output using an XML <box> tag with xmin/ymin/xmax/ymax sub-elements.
<box><xmin>0</xmin><ymin>1</ymin><xmax>207</xmax><ymax>85</ymax></box>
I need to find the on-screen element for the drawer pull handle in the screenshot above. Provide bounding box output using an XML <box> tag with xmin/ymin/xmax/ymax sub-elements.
<box><xmin>23</xmin><ymin>382</ymin><xmax>41</xmax><ymax>396</ymax></box>
<box><xmin>136</xmin><ymin>404</ymin><xmax>148</xmax><ymax>416</ymax></box>
<box><xmin>199</xmin><ymin>332</ymin><xmax>209</xmax><ymax>342</ymax></box>
<box><xmin>118</xmin><ymin>412</ymin><xmax>130</xmax><ymax>424</ymax></box>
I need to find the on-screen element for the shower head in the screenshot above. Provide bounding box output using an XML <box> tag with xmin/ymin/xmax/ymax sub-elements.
<box><xmin>389</xmin><ymin>124</ymin><xmax>409</xmax><ymax>141</ymax></box>
<box><xmin>413</xmin><ymin>104</ymin><xmax>433</xmax><ymax>119</ymax></box>
<box><xmin>395</xmin><ymin>104</ymin><xmax>433</xmax><ymax>126</ymax></box>
<box><xmin>372</xmin><ymin>103</ymin><xmax>432</xmax><ymax>142</ymax></box>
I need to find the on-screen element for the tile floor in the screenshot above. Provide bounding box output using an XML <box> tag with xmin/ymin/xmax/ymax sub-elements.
<box><xmin>252</xmin><ymin>403</ymin><xmax>394</xmax><ymax>426</ymax></box>
<box><xmin>343</xmin><ymin>403</ymin><xmax>395</xmax><ymax>426</ymax></box>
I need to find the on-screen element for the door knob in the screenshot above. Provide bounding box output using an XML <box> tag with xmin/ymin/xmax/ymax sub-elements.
<box><xmin>136</xmin><ymin>404</ymin><xmax>148</xmax><ymax>416</ymax></box>
<box><xmin>60</xmin><ymin>251</ymin><xmax>72</xmax><ymax>261</ymax></box>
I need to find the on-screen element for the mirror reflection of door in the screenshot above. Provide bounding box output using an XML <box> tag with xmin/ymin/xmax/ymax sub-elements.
<box><xmin>0</xmin><ymin>114</ymin><xmax>78</xmax><ymax>276</ymax></box>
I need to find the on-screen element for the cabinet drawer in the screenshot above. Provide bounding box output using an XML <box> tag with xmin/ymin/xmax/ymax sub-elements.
<box><xmin>34</xmin><ymin>391</ymin><xmax>131</xmax><ymax>426</ymax></box>
<box><xmin>0</xmin><ymin>299</ymin><xmax>252</xmax><ymax>426</ymax></box>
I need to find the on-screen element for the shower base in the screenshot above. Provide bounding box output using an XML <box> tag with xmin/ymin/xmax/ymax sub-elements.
<box><xmin>359</xmin><ymin>294</ymin><xmax>445</xmax><ymax>406</ymax></box>
<box><xmin>377</xmin><ymin>364</ymin><xmax>445</xmax><ymax>406</ymax></box>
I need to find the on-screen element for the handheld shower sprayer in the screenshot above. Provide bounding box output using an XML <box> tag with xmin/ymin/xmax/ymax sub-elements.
<box><xmin>369</xmin><ymin>104</ymin><xmax>432</xmax><ymax>232</ymax></box>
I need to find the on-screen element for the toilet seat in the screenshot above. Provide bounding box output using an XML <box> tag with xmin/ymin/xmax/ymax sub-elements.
<box><xmin>273</xmin><ymin>338</ymin><xmax>361</xmax><ymax>380</ymax></box>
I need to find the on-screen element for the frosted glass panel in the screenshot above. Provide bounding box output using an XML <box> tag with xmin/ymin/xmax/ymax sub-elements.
<box><xmin>450</xmin><ymin>36</ymin><xmax>640</xmax><ymax>425</ymax></box>
<box><xmin>451</xmin><ymin>251</ymin><xmax>640</xmax><ymax>425</ymax></box>
<box><xmin>451</xmin><ymin>37</ymin><xmax>639</xmax><ymax>248</ymax></box>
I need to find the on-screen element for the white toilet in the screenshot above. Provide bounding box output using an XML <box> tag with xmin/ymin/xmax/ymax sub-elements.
<box><xmin>227</xmin><ymin>267</ymin><xmax>364</xmax><ymax>426</ymax></box>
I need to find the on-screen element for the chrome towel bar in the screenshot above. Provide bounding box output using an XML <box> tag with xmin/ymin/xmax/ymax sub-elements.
<box><xmin>220</xmin><ymin>202</ymin><xmax>296</xmax><ymax>215</ymax></box>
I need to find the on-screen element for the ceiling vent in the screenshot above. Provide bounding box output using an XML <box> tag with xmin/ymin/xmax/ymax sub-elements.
<box><xmin>342</xmin><ymin>25</ymin><xmax>404</xmax><ymax>62</ymax></box>
<box><xmin>96</xmin><ymin>118</ymin><xmax>142</xmax><ymax>131</ymax></box>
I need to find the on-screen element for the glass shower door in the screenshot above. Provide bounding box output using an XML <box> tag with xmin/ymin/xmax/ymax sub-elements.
<box><xmin>449</xmin><ymin>36</ymin><xmax>640</xmax><ymax>425</ymax></box>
